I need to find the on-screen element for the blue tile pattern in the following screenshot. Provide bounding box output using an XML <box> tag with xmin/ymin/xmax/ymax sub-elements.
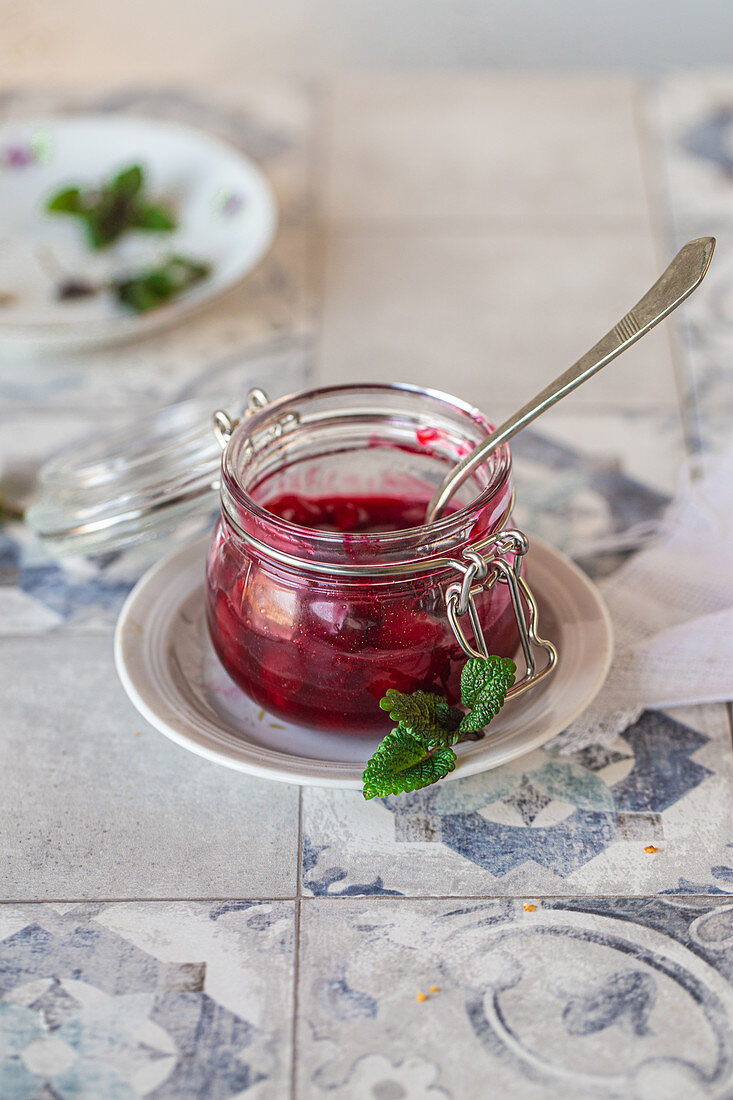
<box><xmin>302</xmin><ymin>707</ymin><xmax>731</xmax><ymax>898</ymax></box>
<box><xmin>0</xmin><ymin>903</ymin><xmax>295</xmax><ymax>1099</ymax></box>
<box><xmin>511</xmin><ymin>427</ymin><xmax>671</xmax><ymax>578</ymax></box>
<box><xmin>299</xmin><ymin>896</ymin><xmax>733</xmax><ymax>1098</ymax></box>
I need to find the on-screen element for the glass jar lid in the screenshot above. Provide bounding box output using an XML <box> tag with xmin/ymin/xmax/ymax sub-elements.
<box><xmin>26</xmin><ymin>379</ymin><xmax>505</xmax><ymax>561</ymax></box>
<box><xmin>26</xmin><ymin>397</ymin><xmax>234</xmax><ymax>557</ymax></box>
<box><xmin>26</xmin><ymin>339</ymin><xmax>310</xmax><ymax>557</ymax></box>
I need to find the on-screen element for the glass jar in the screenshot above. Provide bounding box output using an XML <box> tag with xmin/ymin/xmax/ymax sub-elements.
<box><xmin>206</xmin><ymin>383</ymin><xmax>555</xmax><ymax>735</ymax></box>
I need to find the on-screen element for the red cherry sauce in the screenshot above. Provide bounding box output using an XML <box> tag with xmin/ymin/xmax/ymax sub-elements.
<box><xmin>207</xmin><ymin>490</ymin><xmax>519</xmax><ymax>734</ymax></box>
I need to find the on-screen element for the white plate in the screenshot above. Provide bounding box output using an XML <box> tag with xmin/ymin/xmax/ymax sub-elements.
<box><xmin>0</xmin><ymin>115</ymin><xmax>277</xmax><ymax>351</ymax></box>
<box><xmin>114</xmin><ymin>536</ymin><xmax>613</xmax><ymax>788</ymax></box>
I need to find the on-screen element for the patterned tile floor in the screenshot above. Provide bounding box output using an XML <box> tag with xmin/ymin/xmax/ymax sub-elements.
<box><xmin>0</xmin><ymin>74</ymin><xmax>732</xmax><ymax>1098</ymax></box>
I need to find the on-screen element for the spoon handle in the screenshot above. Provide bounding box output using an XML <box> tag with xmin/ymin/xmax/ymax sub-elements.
<box><xmin>425</xmin><ymin>236</ymin><xmax>716</xmax><ymax>524</ymax></box>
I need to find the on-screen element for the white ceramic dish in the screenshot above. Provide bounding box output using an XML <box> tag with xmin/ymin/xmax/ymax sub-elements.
<box><xmin>0</xmin><ymin>115</ymin><xmax>277</xmax><ymax>351</ymax></box>
<box><xmin>114</xmin><ymin>536</ymin><xmax>613</xmax><ymax>789</ymax></box>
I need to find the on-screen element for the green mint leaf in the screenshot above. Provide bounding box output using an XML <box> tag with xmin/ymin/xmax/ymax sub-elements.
<box><xmin>114</xmin><ymin>274</ymin><xmax>164</xmax><ymax>312</ymax></box>
<box><xmin>459</xmin><ymin>656</ymin><xmax>516</xmax><ymax>734</ymax></box>
<box><xmin>111</xmin><ymin>164</ymin><xmax>144</xmax><ymax>198</ymax></box>
<box><xmin>88</xmin><ymin>192</ymin><xmax>138</xmax><ymax>249</ymax></box>
<box><xmin>44</xmin><ymin>164</ymin><xmax>173</xmax><ymax>248</ymax></box>
<box><xmin>362</xmin><ymin>728</ymin><xmax>456</xmax><ymax>799</ymax></box>
<box><xmin>379</xmin><ymin>688</ymin><xmax>462</xmax><ymax>744</ymax></box>
<box><xmin>84</xmin><ymin>211</ymin><xmax>111</xmax><ymax>249</ymax></box>
<box><xmin>133</xmin><ymin>203</ymin><xmax>177</xmax><ymax>231</ymax></box>
<box><xmin>46</xmin><ymin>187</ymin><xmax>83</xmax><ymax>213</ymax></box>
<box><xmin>113</xmin><ymin>254</ymin><xmax>211</xmax><ymax>313</ymax></box>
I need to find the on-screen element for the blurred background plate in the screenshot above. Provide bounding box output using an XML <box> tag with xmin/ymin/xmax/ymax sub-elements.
<box><xmin>0</xmin><ymin>114</ymin><xmax>277</xmax><ymax>352</ymax></box>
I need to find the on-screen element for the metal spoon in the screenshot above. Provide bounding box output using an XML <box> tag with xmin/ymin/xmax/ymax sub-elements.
<box><xmin>424</xmin><ymin>236</ymin><xmax>716</xmax><ymax>525</ymax></box>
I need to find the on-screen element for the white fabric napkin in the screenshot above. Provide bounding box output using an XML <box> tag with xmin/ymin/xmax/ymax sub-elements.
<box><xmin>554</xmin><ymin>444</ymin><xmax>733</xmax><ymax>750</ymax></box>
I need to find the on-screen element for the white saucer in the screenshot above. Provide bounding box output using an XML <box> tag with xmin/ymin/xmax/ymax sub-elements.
<box><xmin>114</xmin><ymin>537</ymin><xmax>613</xmax><ymax>788</ymax></box>
<box><xmin>0</xmin><ymin>115</ymin><xmax>276</xmax><ymax>351</ymax></box>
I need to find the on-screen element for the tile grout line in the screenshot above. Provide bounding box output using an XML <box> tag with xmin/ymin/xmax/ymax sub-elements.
<box><xmin>308</xmin><ymin>77</ymin><xmax>333</xmax><ymax>393</ymax></box>
<box><xmin>0</xmin><ymin>892</ymin><xmax>729</xmax><ymax>906</ymax></box>
<box><xmin>290</xmin><ymin>102</ymin><xmax>318</xmax><ymax>1100</ymax></box>
<box><xmin>290</xmin><ymin>786</ymin><xmax>304</xmax><ymax>1100</ymax></box>
<box><xmin>301</xmin><ymin>74</ymin><xmax>325</xmax><ymax>391</ymax></box>
<box><xmin>633</xmin><ymin>86</ymin><xmax>733</xmax><ymax>770</ymax></box>
<box><xmin>311</xmin><ymin>216</ymin><xmax>653</xmax><ymax>234</ymax></box>
<box><xmin>290</xmin><ymin>897</ymin><xmax>302</xmax><ymax>1100</ymax></box>
<box><xmin>298</xmin><ymin>76</ymin><xmax>327</xmax><ymax>395</ymax></box>
<box><xmin>630</xmin><ymin>75</ymin><xmax>702</xmax><ymax>463</ymax></box>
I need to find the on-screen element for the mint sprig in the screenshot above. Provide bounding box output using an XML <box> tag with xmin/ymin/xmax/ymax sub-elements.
<box><xmin>458</xmin><ymin>656</ymin><xmax>516</xmax><ymax>734</ymax></box>
<box><xmin>362</xmin><ymin>656</ymin><xmax>516</xmax><ymax>800</ymax></box>
<box><xmin>46</xmin><ymin>163</ymin><xmax>176</xmax><ymax>249</ymax></box>
<box><xmin>363</xmin><ymin>730</ymin><xmax>457</xmax><ymax>799</ymax></box>
<box><xmin>379</xmin><ymin>689</ymin><xmax>463</xmax><ymax>743</ymax></box>
<box><xmin>113</xmin><ymin>255</ymin><xmax>211</xmax><ymax>313</ymax></box>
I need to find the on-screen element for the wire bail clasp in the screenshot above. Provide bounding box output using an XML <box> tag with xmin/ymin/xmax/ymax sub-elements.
<box><xmin>213</xmin><ymin>388</ymin><xmax>271</xmax><ymax>451</ymax></box>
<box><xmin>445</xmin><ymin>529</ymin><xmax>557</xmax><ymax>700</ymax></box>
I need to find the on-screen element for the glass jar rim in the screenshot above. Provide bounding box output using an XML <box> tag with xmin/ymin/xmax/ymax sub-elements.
<box><xmin>219</xmin><ymin>382</ymin><xmax>513</xmax><ymax>571</ymax></box>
